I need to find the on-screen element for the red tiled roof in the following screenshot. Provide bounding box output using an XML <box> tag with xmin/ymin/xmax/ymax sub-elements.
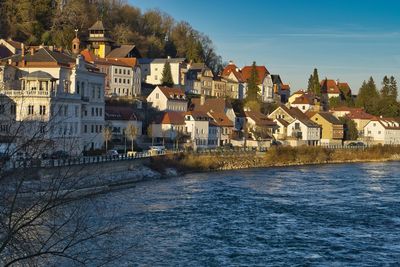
<box><xmin>158</xmin><ymin>86</ymin><xmax>187</xmax><ymax>101</ymax></box>
<box><xmin>161</xmin><ymin>112</ymin><xmax>185</xmax><ymax>125</ymax></box>
<box><xmin>209</xmin><ymin>112</ymin><xmax>234</xmax><ymax>127</ymax></box>
<box><xmin>321</xmin><ymin>79</ymin><xmax>341</xmax><ymax>94</ymax></box>
<box><xmin>241</xmin><ymin>65</ymin><xmax>269</xmax><ymax>83</ymax></box>
<box><xmin>281</xmin><ymin>84</ymin><xmax>290</xmax><ymax>90</ymax></box>
<box><xmin>222</xmin><ymin>63</ymin><xmax>243</xmax><ymax>82</ymax></box>
<box><xmin>81</xmin><ymin>49</ymin><xmax>95</xmax><ymax>62</ymax></box>
<box><xmin>292</xmin><ymin>96</ymin><xmax>313</xmax><ymax>105</ymax></box>
<box><xmin>190</xmin><ymin>98</ymin><xmax>228</xmax><ymax>113</ymax></box>
<box><xmin>245</xmin><ymin>111</ymin><xmax>277</xmax><ymax>127</ymax></box>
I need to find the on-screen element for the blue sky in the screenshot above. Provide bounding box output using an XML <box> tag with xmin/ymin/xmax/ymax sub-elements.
<box><xmin>130</xmin><ymin>0</ymin><xmax>400</xmax><ymax>93</ymax></box>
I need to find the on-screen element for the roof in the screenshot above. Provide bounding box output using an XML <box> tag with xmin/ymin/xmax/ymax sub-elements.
<box><xmin>208</xmin><ymin>112</ymin><xmax>234</xmax><ymax>127</ymax></box>
<box><xmin>222</xmin><ymin>63</ymin><xmax>243</xmax><ymax>82</ymax></box>
<box><xmin>271</xmin><ymin>74</ymin><xmax>282</xmax><ymax>84</ymax></box>
<box><xmin>245</xmin><ymin>111</ymin><xmax>277</xmax><ymax>127</ymax></box>
<box><xmin>138</xmin><ymin>58</ymin><xmax>186</xmax><ymax>64</ymax></box>
<box><xmin>241</xmin><ymin>65</ymin><xmax>269</xmax><ymax>83</ymax></box>
<box><xmin>106</xmin><ymin>45</ymin><xmax>138</xmax><ymax>58</ymax></box>
<box><xmin>89</xmin><ymin>20</ymin><xmax>106</xmax><ymax>31</ymax></box>
<box><xmin>81</xmin><ymin>49</ymin><xmax>95</xmax><ymax>62</ymax></box>
<box><xmin>292</xmin><ymin>95</ymin><xmax>314</xmax><ymax>105</ymax></box>
<box><xmin>0</xmin><ymin>45</ymin><xmax>14</xmax><ymax>59</ymax></box>
<box><xmin>158</xmin><ymin>86</ymin><xmax>187</xmax><ymax>101</ymax></box>
<box><xmin>275</xmin><ymin>118</ymin><xmax>289</xmax><ymax>127</ymax></box>
<box><xmin>321</xmin><ymin>79</ymin><xmax>341</xmax><ymax>95</ymax></box>
<box><xmin>314</xmin><ymin>112</ymin><xmax>343</xmax><ymax>125</ymax></box>
<box><xmin>22</xmin><ymin>71</ymin><xmax>57</xmax><ymax>81</ymax></box>
<box><xmin>281</xmin><ymin>84</ymin><xmax>290</xmax><ymax>90</ymax></box>
<box><xmin>277</xmin><ymin>105</ymin><xmax>320</xmax><ymax>128</ymax></box>
<box><xmin>4</xmin><ymin>47</ymin><xmax>75</xmax><ymax>66</ymax></box>
<box><xmin>190</xmin><ymin>97</ymin><xmax>228</xmax><ymax>113</ymax></box>
<box><xmin>157</xmin><ymin>112</ymin><xmax>185</xmax><ymax>125</ymax></box>
<box><xmin>185</xmin><ymin>111</ymin><xmax>211</xmax><ymax>120</ymax></box>
<box><xmin>105</xmin><ymin>106</ymin><xmax>139</xmax><ymax>121</ymax></box>
<box><xmin>368</xmin><ymin>118</ymin><xmax>400</xmax><ymax>130</ymax></box>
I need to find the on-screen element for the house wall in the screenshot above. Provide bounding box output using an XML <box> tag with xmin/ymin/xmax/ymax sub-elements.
<box><xmin>145</xmin><ymin>61</ymin><xmax>183</xmax><ymax>86</ymax></box>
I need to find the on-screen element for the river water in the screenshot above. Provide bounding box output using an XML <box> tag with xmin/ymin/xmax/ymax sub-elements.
<box><xmin>97</xmin><ymin>162</ymin><xmax>400</xmax><ymax>266</ymax></box>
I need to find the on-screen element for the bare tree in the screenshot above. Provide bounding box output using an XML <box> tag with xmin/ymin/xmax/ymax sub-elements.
<box><xmin>125</xmin><ymin>124</ymin><xmax>138</xmax><ymax>152</ymax></box>
<box><xmin>103</xmin><ymin>126</ymin><xmax>113</xmax><ymax>152</ymax></box>
<box><xmin>0</xmin><ymin>96</ymin><xmax>129</xmax><ymax>266</ymax></box>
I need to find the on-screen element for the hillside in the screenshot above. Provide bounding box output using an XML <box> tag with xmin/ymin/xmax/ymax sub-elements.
<box><xmin>0</xmin><ymin>0</ymin><xmax>222</xmax><ymax>73</ymax></box>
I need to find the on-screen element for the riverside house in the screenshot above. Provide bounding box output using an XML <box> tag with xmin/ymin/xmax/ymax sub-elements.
<box><xmin>146</xmin><ymin>86</ymin><xmax>188</xmax><ymax>112</ymax></box>
<box><xmin>310</xmin><ymin>112</ymin><xmax>344</xmax><ymax>145</ymax></box>
<box><xmin>363</xmin><ymin>117</ymin><xmax>400</xmax><ymax>145</ymax></box>
<box><xmin>150</xmin><ymin>111</ymin><xmax>187</xmax><ymax>146</ymax></box>
<box><xmin>268</xmin><ymin>105</ymin><xmax>321</xmax><ymax>146</ymax></box>
<box><xmin>330</xmin><ymin>107</ymin><xmax>375</xmax><ymax>138</ymax></box>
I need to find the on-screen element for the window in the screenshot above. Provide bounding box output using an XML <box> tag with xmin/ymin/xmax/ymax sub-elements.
<box><xmin>119</xmin><ymin>78</ymin><xmax>122</xmax><ymax>83</ymax></box>
<box><xmin>123</xmin><ymin>69</ymin><xmax>126</xmax><ymax>75</ymax></box>
<box><xmin>10</xmin><ymin>104</ymin><xmax>16</xmax><ymax>115</ymax></box>
<box><xmin>156</xmin><ymin>93</ymin><xmax>159</xmax><ymax>99</ymax></box>
<box><xmin>123</xmin><ymin>79</ymin><xmax>126</xmax><ymax>84</ymax></box>
<box><xmin>155</xmin><ymin>75</ymin><xmax>158</xmax><ymax>80</ymax></box>
<box><xmin>96</xmin><ymin>108</ymin><xmax>99</xmax><ymax>116</ymax></box>
<box><xmin>99</xmin><ymin>108</ymin><xmax>102</xmax><ymax>117</ymax></box>
<box><xmin>0</xmin><ymin>104</ymin><xmax>4</xmax><ymax>114</ymax></box>
<box><xmin>28</xmin><ymin>105</ymin><xmax>34</xmax><ymax>115</ymax></box>
<box><xmin>115</xmin><ymin>68</ymin><xmax>118</xmax><ymax>74</ymax></box>
<box><xmin>128</xmin><ymin>70</ymin><xmax>130</xmax><ymax>75</ymax></box>
<box><xmin>91</xmin><ymin>125</ymin><xmax>94</xmax><ymax>133</ymax></box>
<box><xmin>84</xmin><ymin>124</ymin><xmax>87</xmax><ymax>133</ymax></box>
<box><xmin>119</xmin><ymin>69</ymin><xmax>122</xmax><ymax>74</ymax></box>
<box><xmin>98</xmin><ymin>87</ymin><xmax>101</xmax><ymax>99</ymax></box>
<box><xmin>39</xmin><ymin>105</ymin><xmax>46</xmax><ymax>115</ymax></box>
<box><xmin>115</xmin><ymin>78</ymin><xmax>118</xmax><ymax>83</ymax></box>
<box><xmin>91</xmin><ymin>108</ymin><xmax>94</xmax><ymax>116</ymax></box>
<box><xmin>127</xmin><ymin>79</ymin><xmax>130</xmax><ymax>84</ymax></box>
<box><xmin>64</xmin><ymin>106</ymin><xmax>68</xmax><ymax>116</ymax></box>
<box><xmin>378</xmin><ymin>131</ymin><xmax>382</xmax><ymax>134</ymax></box>
<box><xmin>75</xmin><ymin>106</ymin><xmax>79</xmax><ymax>117</ymax></box>
<box><xmin>295</xmin><ymin>122</ymin><xmax>300</xmax><ymax>130</ymax></box>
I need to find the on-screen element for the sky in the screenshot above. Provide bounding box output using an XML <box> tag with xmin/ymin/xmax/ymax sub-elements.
<box><xmin>130</xmin><ymin>0</ymin><xmax>400</xmax><ymax>93</ymax></box>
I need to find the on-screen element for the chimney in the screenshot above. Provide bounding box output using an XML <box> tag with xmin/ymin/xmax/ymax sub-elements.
<box><xmin>200</xmin><ymin>94</ymin><xmax>205</xmax><ymax>106</ymax></box>
<box><xmin>21</xmin><ymin>43</ymin><xmax>25</xmax><ymax>57</ymax></box>
<box><xmin>336</xmin><ymin>79</ymin><xmax>339</xmax><ymax>85</ymax></box>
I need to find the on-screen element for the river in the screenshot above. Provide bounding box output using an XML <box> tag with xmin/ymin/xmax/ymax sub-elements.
<box><xmin>95</xmin><ymin>162</ymin><xmax>400</xmax><ymax>266</ymax></box>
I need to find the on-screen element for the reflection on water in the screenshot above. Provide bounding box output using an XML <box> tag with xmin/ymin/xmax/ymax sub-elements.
<box><xmin>94</xmin><ymin>162</ymin><xmax>400</xmax><ymax>266</ymax></box>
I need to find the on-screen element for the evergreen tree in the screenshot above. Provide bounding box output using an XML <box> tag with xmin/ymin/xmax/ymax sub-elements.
<box><xmin>245</xmin><ymin>61</ymin><xmax>260</xmax><ymax>102</ymax></box>
<box><xmin>356</xmin><ymin>77</ymin><xmax>380</xmax><ymax>115</ymax></box>
<box><xmin>161</xmin><ymin>60</ymin><xmax>174</xmax><ymax>87</ymax></box>
<box><xmin>389</xmin><ymin>76</ymin><xmax>398</xmax><ymax>100</ymax></box>
<box><xmin>381</xmin><ymin>76</ymin><xmax>390</xmax><ymax>97</ymax></box>
<box><xmin>307</xmin><ymin>74</ymin><xmax>313</xmax><ymax>93</ymax></box>
<box><xmin>339</xmin><ymin>117</ymin><xmax>358</xmax><ymax>140</ymax></box>
<box><xmin>312</xmin><ymin>68</ymin><xmax>321</xmax><ymax>96</ymax></box>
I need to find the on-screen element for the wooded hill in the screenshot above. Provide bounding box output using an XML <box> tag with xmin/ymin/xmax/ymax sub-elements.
<box><xmin>0</xmin><ymin>0</ymin><xmax>223</xmax><ymax>73</ymax></box>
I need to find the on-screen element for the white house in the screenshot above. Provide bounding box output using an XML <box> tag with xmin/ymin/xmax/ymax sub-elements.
<box><xmin>287</xmin><ymin>118</ymin><xmax>320</xmax><ymax>146</ymax></box>
<box><xmin>364</xmin><ymin>118</ymin><xmax>400</xmax><ymax>145</ymax></box>
<box><xmin>146</xmin><ymin>86</ymin><xmax>188</xmax><ymax>112</ymax></box>
<box><xmin>105</xmin><ymin>105</ymin><xmax>142</xmax><ymax>147</ymax></box>
<box><xmin>139</xmin><ymin>57</ymin><xmax>186</xmax><ymax>86</ymax></box>
<box><xmin>184</xmin><ymin>111</ymin><xmax>217</xmax><ymax>150</ymax></box>
<box><xmin>0</xmin><ymin>47</ymin><xmax>106</xmax><ymax>154</ymax></box>
<box><xmin>150</xmin><ymin>111</ymin><xmax>186</xmax><ymax>143</ymax></box>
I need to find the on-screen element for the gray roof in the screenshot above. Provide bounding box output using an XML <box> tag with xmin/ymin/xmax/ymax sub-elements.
<box><xmin>89</xmin><ymin>21</ymin><xmax>106</xmax><ymax>31</ymax></box>
<box><xmin>271</xmin><ymin>74</ymin><xmax>282</xmax><ymax>84</ymax></box>
<box><xmin>317</xmin><ymin>112</ymin><xmax>343</xmax><ymax>125</ymax></box>
<box><xmin>3</xmin><ymin>48</ymin><xmax>75</xmax><ymax>65</ymax></box>
<box><xmin>106</xmin><ymin>45</ymin><xmax>137</xmax><ymax>58</ymax></box>
<box><xmin>22</xmin><ymin>71</ymin><xmax>57</xmax><ymax>81</ymax></box>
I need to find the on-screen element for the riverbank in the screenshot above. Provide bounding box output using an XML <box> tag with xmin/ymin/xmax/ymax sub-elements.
<box><xmin>149</xmin><ymin>145</ymin><xmax>400</xmax><ymax>174</ymax></box>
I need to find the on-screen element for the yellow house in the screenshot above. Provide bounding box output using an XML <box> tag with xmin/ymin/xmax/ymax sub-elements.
<box><xmin>310</xmin><ymin>112</ymin><xmax>344</xmax><ymax>145</ymax></box>
<box><xmin>87</xmin><ymin>21</ymin><xmax>113</xmax><ymax>58</ymax></box>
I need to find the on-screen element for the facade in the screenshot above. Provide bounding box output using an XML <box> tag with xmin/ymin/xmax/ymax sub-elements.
<box><xmin>241</xmin><ymin>65</ymin><xmax>273</xmax><ymax>102</ymax></box>
<box><xmin>0</xmin><ymin>47</ymin><xmax>106</xmax><ymax>154</ymax></box>
<box><xmin>310</xmin><ymin>112</ymin><xmax>344</xmax><ymax>145</ymax></box>
<box><xmin>364</xmin><ymin>118</ymin><xmax>400</xmax><ymax>145</ymax></box>
<box><xmin>212</xmin><ymin>77</ymin><xmax>227</xmax><ymax>98</ymax></box>
<box><xmin>105</xmin><ymin>105</ymin><xmax>142</xmax><ymax>147</ymax></box>
<box><xmin>184</xmin><ymin>111</ymin><xmax>218</xmax><ymax>149</ymax></box>
<box><xmin>151</xmin><ymin>111</ymin><xmax>187</xmax><ymax>143</ymax></box>
<box><xmin>146</xmin><ymin>86</ymin><xmax>188</xmax><ymax>112</ymax></box>
<box><xmin>81</xmin><ymin>50</ymin><xmax>141</xmax><ymax>97</ymax></box>
<box><xmin>330</xmin><ymin>107</ymin><xmax>375</xmax><ymax>137</ymax></box>
<box><xmin>268</xmin><ymin>105</ymin><xmax>321</xmax><ymax>145</ymax></box>
<box><xmin>139</xmin><ymin>57</ymin><xmax>186</xmax><ymax>86</ymax></box>
<box><xmin>287</xmin><ymin>118</ymin><xmax>320</xmax><ymax>146</ymax></box>
<box><xmin>185</xmin><ymin>63</ymin><xmax>214</xmax><ymax>95</ymax></box>
<box><xmin>208</xmin><ymin>111</ymin><xmax>234</xmax><ymax>146</ymax></box>
<box><xmin>245</xmin><ymin>110</ymin><xmax>278</xmax><ymax>142</ymax></box>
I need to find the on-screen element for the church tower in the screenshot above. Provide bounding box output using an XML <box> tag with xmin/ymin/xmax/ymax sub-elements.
<box><xmin>71</xmin><ymin>29</ymin><xmax>81</xmax><ymax>55</ymax></box>
<box><xmin>87</xmin><ymin>20</ymin><xmax>114</xmax><ymax>58</ymax></box>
